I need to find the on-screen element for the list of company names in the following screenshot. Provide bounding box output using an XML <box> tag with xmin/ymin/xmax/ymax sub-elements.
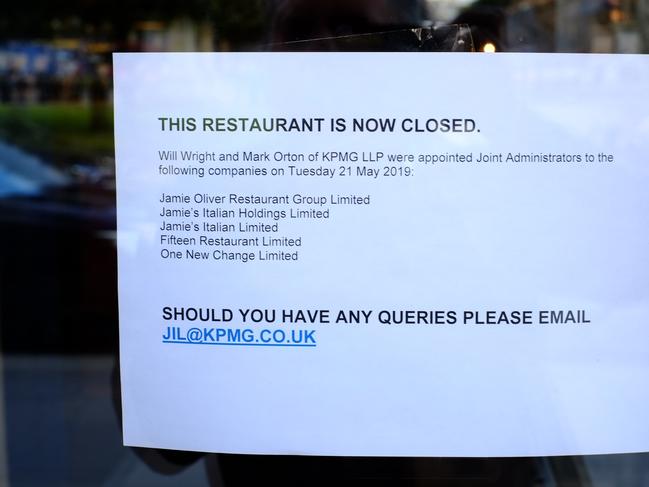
<box><xmin>156</xmin><ymin>149</ymin><xmax>382</xmax><ymax>263</ymax></box>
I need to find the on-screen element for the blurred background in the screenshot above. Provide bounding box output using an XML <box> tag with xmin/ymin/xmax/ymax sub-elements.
<box><xmin>0</xmin><ymin>0</ymin><xmax>648</xmax><ymax>485</ymax></box>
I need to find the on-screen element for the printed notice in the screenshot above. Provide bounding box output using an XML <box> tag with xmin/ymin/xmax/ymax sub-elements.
<box><xmin>114</xmin><ymin>53</ymin><xmax>649</xmax><ymax>457</ymax></box>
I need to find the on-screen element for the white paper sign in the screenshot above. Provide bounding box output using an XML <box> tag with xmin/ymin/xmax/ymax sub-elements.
<box><xmin>114</xmin><ymin>52</ymin><xmax>649</xmax><ymax>457</ymax></box>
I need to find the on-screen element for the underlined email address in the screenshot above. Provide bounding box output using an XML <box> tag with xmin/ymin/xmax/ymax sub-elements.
<box><xmin>162</xmin><ymin>326</ymin><xmax>317</xmax><ymax>347</ymax></box>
